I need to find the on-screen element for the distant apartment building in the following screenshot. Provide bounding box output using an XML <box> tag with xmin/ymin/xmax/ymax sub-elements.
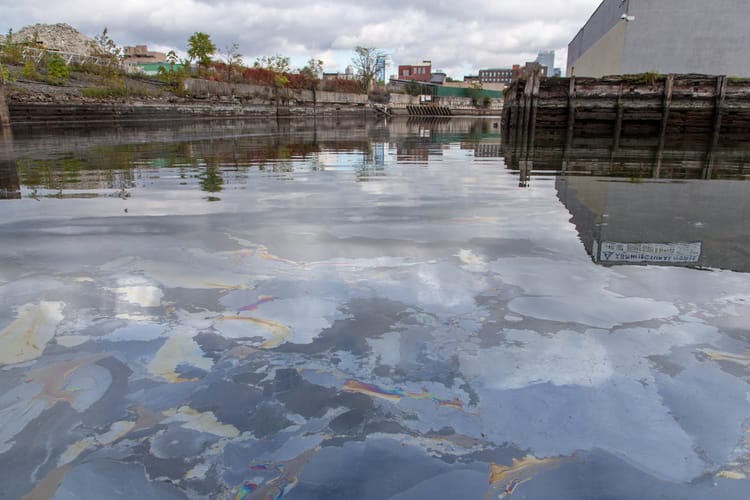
<box><xmin>567</xmin><ymin>0</ymin><xmax>750</xmax><ymax>77</ymax></box>
<box><xmin>123</xmin><ymin>45</ymin><xmax>167</xmax><ymax>64</ymax></box>
<box><xmin>398</xmin><ymin>61</ymin><xmax>432</xmax><ymax>82</ymax></box>
<box><xmin>478</xmin><ymin>68</ymin><xmax>513</xmax><ymax>85</ymax></box>
<box><xmin>375</xmin><ymin>55</ymin><xmax>388</xmax><ymax>83</ymax></box>
<box><xmin>535</xmin><ymin>51</ymin><xmax>555</xmax><ymax>74</ymax></box>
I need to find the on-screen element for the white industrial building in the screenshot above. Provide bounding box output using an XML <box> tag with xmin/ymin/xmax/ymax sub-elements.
<box><xmin>567</xmin><ymin>0</ymin><xmax>750</xmax><ymax>77</ymax></box>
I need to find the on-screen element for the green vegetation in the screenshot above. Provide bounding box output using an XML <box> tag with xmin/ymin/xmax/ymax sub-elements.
<box><xmin>624</xmin><ymin>72</ymin><xmax>663</xmax><ymax>85</ymax></box>
<box><xmin>82</xmin><ymin>81</ymin><xmax>154</xmax><ymax>99</ymax></box>
<box><xmin>467</xmin><ymin>81</ymin><xmax>484</xmax><ymax>106</ymax></box>
<box><xmin>82</xmin><ymin>86</ymin><xmax>128</xmax><ymax>98</ymax></box>
<box><xmin>187</xmin><ymin>32</ymin><xmax>216</xmax><ymax>71</ymax></box>
<box><xmin>254</xmin><ymin>55</ymin><xmax>291</xmax><ymax>87</ymax></box>
<box><xmin>4</xmin><ymin>27</ymin><xmax>388</xmax><ymax>103</ymax></box>
<box><xmin>1</xmin><ymin>63</ymin><xmax>10</xmax><ymax>83</ymax></box>
<box><xmin>22</xmin><ymin>60</ymin><xmax>38</xmax><ymax>80</ymax></box>
<box><xmin>405</xmin><ymin>80</ymin><xmax>422</xmax><ymax>96</ymax></box>
<box><xmin>45</xmin><ymin>53</ymin><xmax>69</xmax><ymax>83</ymax></box>
<box><xmin>0</xmin><ymin>29</ymin><xmax>24</xmax><ymax>65</ymax></box>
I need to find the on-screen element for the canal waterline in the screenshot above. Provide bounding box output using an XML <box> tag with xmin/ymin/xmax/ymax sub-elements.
<box><xmin>0</xmin><ymin>118</ymin><xmax>749</xmax><ymax>499</ymax></box>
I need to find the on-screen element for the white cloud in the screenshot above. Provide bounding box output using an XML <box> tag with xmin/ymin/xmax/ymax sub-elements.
<box><xmin>0</xmin><ymin>0</ymin><xmax>602</xmax><ymax>76</ymax></box>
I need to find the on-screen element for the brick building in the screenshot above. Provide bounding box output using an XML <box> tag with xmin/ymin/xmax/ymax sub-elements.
<box><xmin>478</xmin><ymin>68</ymin><xmax>513</xmax><ymax>85</ymax></box>
<box><xmin>398</xmin><ymin>61</ymin><xmax>432</xmax><ymax>82</ymax></box>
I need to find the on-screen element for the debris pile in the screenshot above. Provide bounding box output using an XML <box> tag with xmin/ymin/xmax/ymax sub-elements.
<box><xmin>9</xmin><ymin>23</ymin><xmax>100</xmax><ymax>56</ymax></box>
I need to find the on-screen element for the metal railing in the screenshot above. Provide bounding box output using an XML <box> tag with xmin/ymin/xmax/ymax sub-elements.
<box><xmin>21</xmin><ymin>46</ymin><xmax>119</xmax><ymax>68</ymax></box>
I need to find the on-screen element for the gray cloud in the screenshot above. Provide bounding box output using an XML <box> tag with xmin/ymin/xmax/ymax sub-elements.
<box><xmin>0</xmin><ymin>0</ymin><xmax>602</xmax><ymax>77</ymax></box>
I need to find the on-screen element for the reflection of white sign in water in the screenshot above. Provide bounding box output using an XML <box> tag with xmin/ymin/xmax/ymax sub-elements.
<box><xmin>594</xmin><ymin>241</ymin><xmax>702</xmax><ymax>264</ymax></box>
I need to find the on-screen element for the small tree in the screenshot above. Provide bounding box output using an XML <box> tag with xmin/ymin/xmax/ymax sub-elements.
<box><xmin>299</xmin><ymin>58</ymin><xmax>323</xmax><ymax>89</ymax></box>
<box><xmin>254</xmin><ymin>55</ymin><xmax>291</xmax><ymax>87</ymax></box>
<box><xmin>187</xmin><ymin>32</ymin><xmax>216</xmax><ymax>71</ymax></box>
<box><xmin>254</xmin><ymin>55</ymin><xmax>290</xmax><ymax>73</ymax></box>
<box><xmin>467</xmin><ymin>81</ymin><xmax>484</xmax><ymax>107</ymax></box>
<box><xmin>94</xmin><ymin>27</ymin><xmax>122</xmax><ymax>59</ymax></box>
<box><xmin>302</xmin><ymin>58</ymin><xmax>323</xmax><ymax>78</ymax></box>
<box><xmin>1</xmin><ymin>29</ymin><xmax>24</xmax><ymax>65</ymax></box>
<box><xmin>93</xmin><ymin>27</ymin><xmax>122</xmax><ymax>76</ymax></box>
<box><xmin>351</xmin><ymin>46</ymin><xmax>384</xmax><ymax>94</ymax></box>
<box><xmin>221</xmin><ymin>42</ymin><xmax>242</xmax><ymax>81</ymax></box>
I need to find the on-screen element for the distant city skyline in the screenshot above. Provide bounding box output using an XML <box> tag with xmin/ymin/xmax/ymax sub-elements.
<box><xmin>0</xmin><ymin>0</ymin><xmax>603</xmax><ymax>79</ymax></box>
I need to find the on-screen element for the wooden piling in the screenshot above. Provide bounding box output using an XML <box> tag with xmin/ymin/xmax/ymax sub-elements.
<box><xmin>704</xmin><ymin>75</ymin><xmax>728</xmax><ymax>179</ymax></box>
<box><xmin>528</xmin><ymin>71</ymin><xmax>541</xmax><ymax>153</ymax></box>
<box><xmin>565</xmin><ymin>77</ymin><xmax>577</xmax><ymax>153</ymax></box>
<box><xmin>613</xmin><ymin>84</ymin><xmax>624</xmax><ymax>151</ymax></box>
<box><xmin>710</xmin><ymin>75</ymin><xmax>727</xmax><ymax>150</ymax></box>
<box><xmin>0</xmin><ymin>66</ymin><xmax>11</xmax><ymax>128</ymax></box>
<box><xmin>653</xmin><ymin>75</ymin><xmax>675</xmax><ymax>179</ymax></box>
<box><xmin>562</xmin><ymin>76</ymin><xmax>577</xmax><ymax>162</ymax></box>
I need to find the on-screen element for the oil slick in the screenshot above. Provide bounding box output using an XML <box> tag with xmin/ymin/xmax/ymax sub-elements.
<box><xmin>0</xmin><ymin>301</ymin><xmax>64</xmax><ymax>365</ymax></box>
<box><xmin>58</xmin><ymin>420</ymin><xmax>136</xmax><ymax>466</ymax></box>
<box><xmin>102</xmin><ymin>256</ymin><xmax>249</xmax><ymax>290</ymax></box>
<box><xmin>485</xmin><ymin>455</ymin><xmax>573</xmax><ymax>499</ymax></box>
<box><xmin>343</xmin><ymin>379</ymin><xmax>464</xmax><ymax>410</ymax></box>
<box><xmin>234</xmin><ymin>447</ymin><xmax>318</xmax><ymax>500</ymax></box>
<box><xmin>0</xmin><ymin>355</ymin><xmax>111</xmax><ymax>454</ymax></box>
<box><xmin>701</xmin><ymin>349</ymin><xmax>750</xmax><ymax>369</ymax></box>
<box><xmin>26</xmin><ymin>354</ymin><xmax>111</xmax><ymax>411</ymax></box>
<box><xmin>716</xmin><ymin>422</ymin><xmax>750</xmax><ymax>481</ymax></box>
<box><xmin>147</xmin><ymin>328</ymin><xmax>213</xmax><ymax>383</ymax></box>
<box><xmin>237</xmin><ymin>295</ymin><xmax>277</xmax><ymax>314</ymax></box>
<box><xmin>218</xmin><ymin>316</ymin><xmax>292</xmax><ymax>349</ymax></box>
<box><xmin>163</xmin><ymin>406</ymin><xmax>240</xmax><ymax>438</ymax></box>
<box><xmin>234</xmin><ymin>480</ymin><xmax>259</xmax><ymax>500</ymax></box>
<box><xmin>224</xmin><ymin>235</ymin><xmax>301</xmax><ymax>267</ymax></box>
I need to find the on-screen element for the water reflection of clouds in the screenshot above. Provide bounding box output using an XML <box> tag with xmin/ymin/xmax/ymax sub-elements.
<box><xmin>2</xmin><ymin>120</ymin><xmax>750</xmax><ymax>498</ymax></box>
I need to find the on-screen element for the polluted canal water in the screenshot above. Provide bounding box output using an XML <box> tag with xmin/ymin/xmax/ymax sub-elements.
<box><xmin>1</xmin><ymin>117</ymin><xmax>749</xmax><ymax>499</ymax></box>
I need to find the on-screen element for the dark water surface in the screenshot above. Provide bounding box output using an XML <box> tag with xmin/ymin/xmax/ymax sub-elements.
<box><xmin>1</xmin><ymin>118</ymin><xmax>749</xmax><ymax>499</ymax></box>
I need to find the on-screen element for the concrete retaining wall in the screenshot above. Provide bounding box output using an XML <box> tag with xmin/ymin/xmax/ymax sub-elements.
<box><xmin>388</xmin><ymin>93</ymin><xmax>503</xmax><ymax>116</ymax></box>
<box><xmin>183</xmin><ymin>79</ymin><xmax>368</xmax><ymax>106</ymax></box>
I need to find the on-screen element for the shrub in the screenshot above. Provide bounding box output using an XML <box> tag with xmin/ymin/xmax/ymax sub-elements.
<box><xmin>405</xmin><ymin>80</ymin><xmax>422</xmax><ymax>96</ymax></box>
<box><xmin>321</xmin><ymin>78</ymin><xmax>362</xmax><ymax>94</ymax></box>
<box><xmin>0</xmin><ymin>30</ymin><xmax>24</xmax><ymax>65</ymax></box>
<box><xmin>45</xmin><ymin>53</ymin><xmax>69</xmax><ymax>84</ymax></box>
<box><xmin>82</xmin><ymin>86</ymin><xmax>128</xmax><ymax>98</ymax></box>
<box><xmin>22</xmin><ymin>60</ymin><xmax>38</xmax><ymax>80</ymax></box>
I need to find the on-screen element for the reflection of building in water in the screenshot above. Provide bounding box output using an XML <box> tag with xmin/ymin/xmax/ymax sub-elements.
<box><xmin>396</xmin><ymin>144</ymin><xmax>432</xmax><ymax>164</ymax></box>
<box><xmin>466</xmin><ymin>143</ymin><xmax>503</xmax><ymax>158</ymax></box>
<box><xmin>372</xmin><ymin>143</ymin><xmax>387</xmax><ymax>166</ymax></box>
<box><xmin>390</xmin><ymin>118</ymin><xmax>501</xmax><ymax>164</ymax></box>
<box><xmin>557</xmin><ymin>176</ymin><xmax>750</xmax><ymax>272</ymax></box>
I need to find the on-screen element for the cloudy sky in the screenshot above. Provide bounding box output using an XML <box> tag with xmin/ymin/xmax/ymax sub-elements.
<box><xmin>1</xmin><ymin>0</ymin><xmax>602</xmax><ymax>77</ymax></box>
